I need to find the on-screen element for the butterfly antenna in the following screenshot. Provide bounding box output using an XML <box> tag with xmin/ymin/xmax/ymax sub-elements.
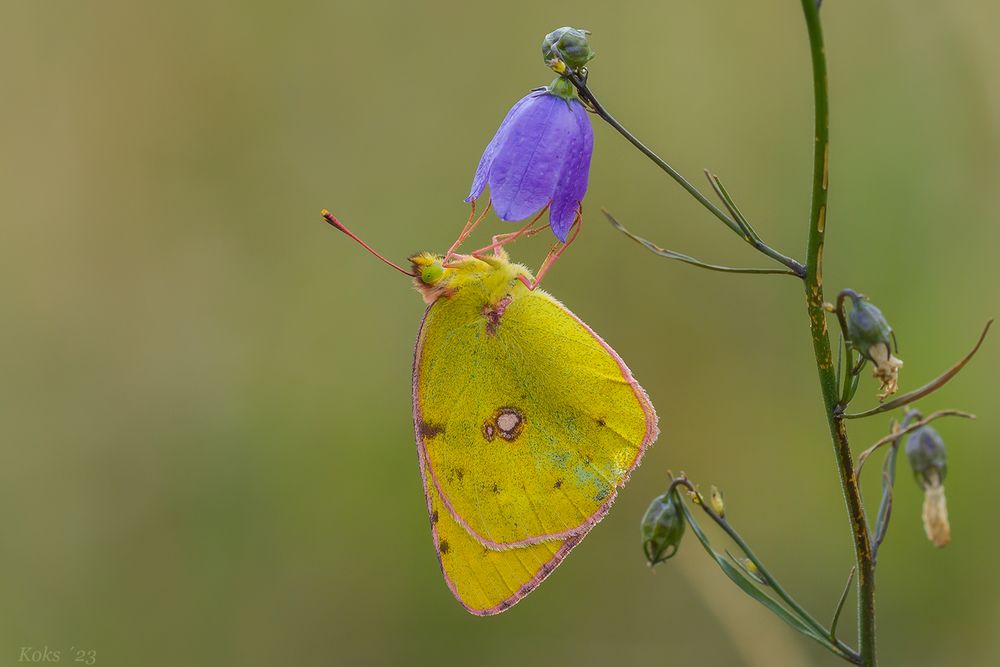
<box><xmin>321</xmin><ymin>210</ymin><xmax>416</xmax><ymax>277</ymax></box>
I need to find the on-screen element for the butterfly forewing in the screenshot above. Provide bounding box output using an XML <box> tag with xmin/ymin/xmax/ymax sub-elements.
<box><xmin>414</xmin><ymin>286</ymin><xmax>657</xmax><ymax>550</ymax></box>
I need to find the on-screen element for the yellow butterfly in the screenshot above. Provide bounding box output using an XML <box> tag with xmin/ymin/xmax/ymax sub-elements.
<box><xmin>324</xmin><ymin>211</ymin><xmax>658</xmax><ymax>615</ymax></box>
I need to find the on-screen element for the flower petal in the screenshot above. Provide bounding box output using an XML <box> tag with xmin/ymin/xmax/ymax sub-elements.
<box><xmin>488</xmin><ymin>93</ymin><xmax>579</xmax><ymax>222</ymax></box>
<box><xmin>465</xmin><ymin>93</ymin><xmax>534</xmax><ymax>202</ymax></box>
<box><xmin>549</xmin><ymin>99</ymin><xmax>594</xmax><ymax>241</ymax></box>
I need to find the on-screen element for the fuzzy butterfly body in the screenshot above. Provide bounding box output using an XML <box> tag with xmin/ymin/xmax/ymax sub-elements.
<box><xmin>410</xmin><ymin>250</ymin><xmax>658</xmax><ymax>615</ymax></box>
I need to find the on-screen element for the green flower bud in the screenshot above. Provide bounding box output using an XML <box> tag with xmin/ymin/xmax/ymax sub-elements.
<box><xmin>905</xmin><ymin>425</ymin><xmax>948</xmax><ymax>489</ymax></box>
<box><xmin>640</xmin><ymin>491</ymin><xmax>685</xmax><ymax>566</ymax></box>
<box><xmin>541</xmin><ymin>27</ymin><xmax>595</xmax><ymax>70</ymax></box>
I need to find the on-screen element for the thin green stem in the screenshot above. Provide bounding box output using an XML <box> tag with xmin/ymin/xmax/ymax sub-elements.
<box><xmin>553</xmin><ymin>60</ymin><xmax>806</xmax><ymax>277</ymax></box>
<box><xmin>705</xmin><ymin>170</ymin><xmax>766</xmax><ymax>245</ymax></box>
<box><xmin>577</xmin><ymin>86</ymin><xmax>741</xmax><ymax>234</ymax></box>
<box><xmin>855</xmin><ymin>409</ymin><xmax>975</xmax><ymax>477</ymax></box>
<box><xmin>871</xmin><ymin>411</ymin><xmax>920</xmax><ymax>562</ymax></box>
<box><xmin>714</xmin><ymin>514</ymin><xmax>846</xmax><ymax>651</ymax></box>
<box><xmin>605</xmin><ymin>210</ymin><xmax>799</xmax><ymax>276</ymax></box>
<box><xmin>830</xmin><ymin>566</ymin><xmax>857</xmax><ymax>643</ymax></box>
<box><xmin>834</xmin><ymin>289</ymin><xmax>865</xmax><ymax>409</ymax></box>
<box><xmin>672</xmin><ymin>479</ymin><xmax>859</xmax><ymax>663</ymax></box>
<box><xmin>799</xmin><ymin>1</ymin><xmax>877</xmax><ymax>665</ymax></box>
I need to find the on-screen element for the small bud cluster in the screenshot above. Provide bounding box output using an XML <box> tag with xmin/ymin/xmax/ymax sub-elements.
<box><xmin>541</xmin><ymin>27</ymin><xmax>595</xmax><ymax>70</ymax></box>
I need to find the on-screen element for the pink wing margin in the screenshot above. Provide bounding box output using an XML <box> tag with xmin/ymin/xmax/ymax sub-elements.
<box><xmin>413</xmin><ymin>295</ymin><xmax>660</xmax><ymax>551</ymax></box>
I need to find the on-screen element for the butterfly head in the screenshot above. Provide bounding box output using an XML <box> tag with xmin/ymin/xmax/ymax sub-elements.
<box><xmin>408</xmin><ymin>251</ymin><xmax>528</xmax><ymax>305</ymax></box>
<box><xmin>409</xmin><ymin>252</ymin><xmax>461</xmax><ymax>304</ymax></box>
<box><xmin>410</xmin><ymin>252</ymin><xmax>446</xmax><ymax>286</ymax></box>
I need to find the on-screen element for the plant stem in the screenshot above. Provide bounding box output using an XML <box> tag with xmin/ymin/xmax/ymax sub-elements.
<box><xmin>714</xmin><ymin>515</ymin><xmax>857</xmax><ymax>659</ymax></box>
<box><xmin>579</xmin><ymin>89</ymin><xmax>743</xmax><ymax>236</ymax></box>
<box><xmin>554</xmin><ymin>60</ymin><xmax>806</xmax><ymax>277</ymax></box>
<box><xmin>799</xmin><ymin>2</ymin><xmax>877</xmax><ymax>665</ymax></box>
<box><xmin>604</xmin><ymin>210</ymin><xmax>800</xmax><ymax>276</ymax></box>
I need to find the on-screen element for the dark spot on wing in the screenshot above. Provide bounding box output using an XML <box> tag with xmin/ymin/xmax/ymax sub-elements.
<box><xmin>597</xmin><ymin>418</ymin><xmax>606</xmax><ymax>427</ymax></box>
<box><xmin>483</xmin><ymin>407</ymin><xmax>526</xmax><ymax>442</ymax></box>
<box><xmin>419</xmin><ymin>420</ymin><xmax>445</xmax><ymax>439</ymax></box>
<box><xmin>431</xmin><ymin>510</ymin><xmax>439</xmax><ymax>524</ymax></box>
<box><xmin>492</xmin><ymin>483</ymin><xmax>500</xmax><ymax>494</ymax></box>
<box><xmin>439</xmin><ymin>539</ymin><xmax>450</xmax><ymax>555</ymax></box>
<box><xmin>554</xmin><ymin>479</ymin><xmax>563</xmax><ymax>489</ymax></box>
<box><xmin>482</xmin><ymin>295</ymin><xmax>513</xmax><ymax>336</ymax></box>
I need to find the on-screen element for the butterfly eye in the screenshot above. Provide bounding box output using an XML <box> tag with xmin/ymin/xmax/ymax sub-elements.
<box><xmin>421</xmin><ymin>263</ymin><xmax>444</xmax><ymax>284</ymax></box>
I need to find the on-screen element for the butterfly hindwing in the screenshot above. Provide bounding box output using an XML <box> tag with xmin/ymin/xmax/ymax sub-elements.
<box><xmin>418</xmin><ymin>444</ymin><xmax>581</xmax><ymax>615</ymax></box>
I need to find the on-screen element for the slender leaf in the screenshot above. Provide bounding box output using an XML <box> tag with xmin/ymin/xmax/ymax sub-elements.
<box><xmin>679</xmin><ymin>502</ymin><xmax>841</xmax><ymax>653</ymax></box>
<box><xmin>830</xmin><ymin>567</ymin><xmax>856</xmax><ymax>642</ymax></box>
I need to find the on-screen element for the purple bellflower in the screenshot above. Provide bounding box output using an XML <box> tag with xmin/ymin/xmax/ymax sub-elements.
<box><xmin>466</xmin><ymin>82</ymin><xmax>594</xmax><ymax>243</ymax></box>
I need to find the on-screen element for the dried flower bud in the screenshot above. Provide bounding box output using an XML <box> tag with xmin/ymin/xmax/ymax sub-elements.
<box><xmin>541</xmin><ymin>27</ymin><xmax>595</xmax><ymax>70</ymax></box>
<box><xmin>846</xmin><ymin>296</ymin><xmax>903</xmax><ymax>400</ymax></box>
<box><xmin>905</xmin><ymin>425</ymin><xmax>950</xmax><ymax>547</ymax></box>
<box><xmin>921</xmin><ymin>484</ymin><xmax>950</xmax><ymax>548</ymax></box>
<box><xmin>641</xmin><ymin>491</ymin><xmax>685</xmax><ymax>566</ymax></box>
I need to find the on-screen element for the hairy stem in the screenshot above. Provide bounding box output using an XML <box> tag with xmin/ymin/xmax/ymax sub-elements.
<box><xmin>799</xmin><ymin>2</ymin><xmax>877</xmax><ymax>665</ymax></box>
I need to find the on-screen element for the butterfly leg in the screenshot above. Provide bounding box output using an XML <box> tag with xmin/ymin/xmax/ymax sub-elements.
<box><xmin>516</xmin><ymin>207</ymin><xmax>583</xmax><ymax>291</ymax></box>
<box><xmin>445</xmin><ymin>200</ymin><xmax>492</xmax><ymax>262</ymax></box>
<box><xmin>470</xmin><ymin>205</ymin><xmax>550</xmax><ymax>258</ymax></box>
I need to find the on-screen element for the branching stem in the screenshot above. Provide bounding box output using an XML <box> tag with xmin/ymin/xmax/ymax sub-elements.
<box><xmin>798</xmin><ymin>2</ymin><xmax>877</xmax><ymax>665</ymax></box>
<box><xmin>551</xmin><ymin>52</ymin><xmax>806</xmax><ymax>277</ymax></box>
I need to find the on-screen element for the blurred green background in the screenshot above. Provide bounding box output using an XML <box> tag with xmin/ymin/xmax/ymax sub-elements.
<box><xmin>2</xmin><ymin>1</ymin><xmax>998</xmax><ymax>665</ymax></box>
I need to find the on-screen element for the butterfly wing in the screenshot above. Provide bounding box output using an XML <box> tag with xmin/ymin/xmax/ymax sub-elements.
<box><xmin>417</xmin><ymin>443</ymin><xmax>581</xmax><ymax>615</ymax></box>
<box><xmin>414</xmin><ymin>286</ymin><xmax>658</xmax><ymax>550</ymax></box>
